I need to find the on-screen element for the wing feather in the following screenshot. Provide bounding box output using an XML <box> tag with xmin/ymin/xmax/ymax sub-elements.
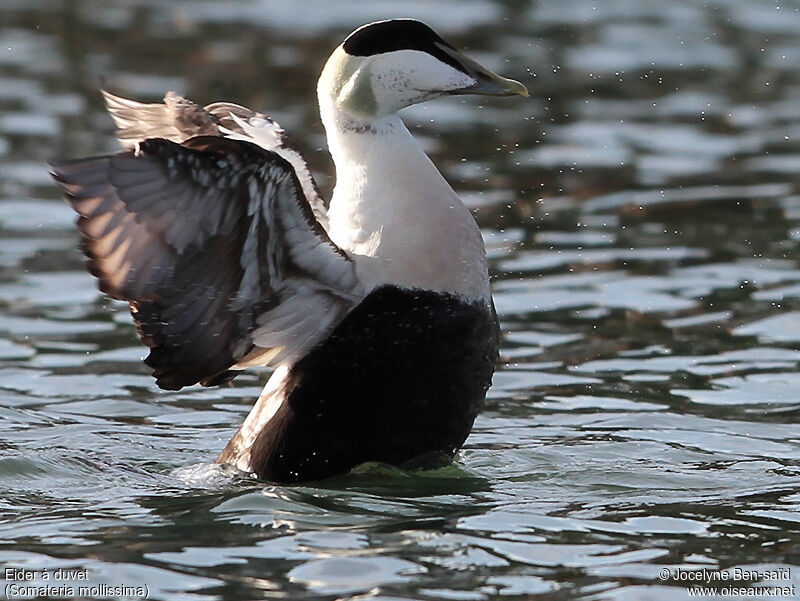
<box><xmin>101</xmin><ymin>90</ymin><xmax>328</xmax><ymax>227</ymax></box>
<box><xmin>50</xmin><ymin>136</ymin><xmax>362</xmax><ymax>390</ymax></box>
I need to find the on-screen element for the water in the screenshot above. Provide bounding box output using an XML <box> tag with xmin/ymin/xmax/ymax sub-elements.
<box><xmin>1</xmin><ymin>0</ymin><xmax>800</xmax><ymax>599</ymax></box>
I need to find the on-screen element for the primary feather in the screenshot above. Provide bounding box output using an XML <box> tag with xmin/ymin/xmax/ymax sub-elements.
<box><xmin>50</xmin><ymin>134</ymin><xmax>361</xmax><ymax>390</ymax></box>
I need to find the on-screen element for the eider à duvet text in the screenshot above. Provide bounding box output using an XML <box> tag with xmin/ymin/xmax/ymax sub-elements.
<box><xmin>50</xmin><ymin>19</ymin><xmax>528</xmax><ymax>483</ymax></box>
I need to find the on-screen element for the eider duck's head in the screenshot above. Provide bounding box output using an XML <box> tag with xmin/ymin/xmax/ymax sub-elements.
<box><xmin>318</xmin><ymin>19</ymin><xmax>528</xmax><ymax>123</ymax></box>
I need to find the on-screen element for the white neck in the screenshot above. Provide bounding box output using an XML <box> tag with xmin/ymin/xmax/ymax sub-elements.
<box><xmin>320</xmin><ymin>103</ymin><xmax>490</xmax><ymax>303</ymax></box>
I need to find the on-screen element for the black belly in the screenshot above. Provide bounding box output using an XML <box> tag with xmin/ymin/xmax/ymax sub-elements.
<box><xmin>246</xmin><ymin>285</ymin><xmax>500</xmax><ymax>483</ymax></box>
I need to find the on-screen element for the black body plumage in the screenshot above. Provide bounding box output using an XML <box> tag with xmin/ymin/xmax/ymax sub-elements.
<box><xmin>219</xmin><ymin>286</ymin><xmax>499</xmax><ymax>482</ymax></box>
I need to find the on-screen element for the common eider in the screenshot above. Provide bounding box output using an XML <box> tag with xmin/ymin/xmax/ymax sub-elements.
<box><xmin>50</xmin><ymin>19</ymin><xmax>528</xmax><ymax>483</ymax></box>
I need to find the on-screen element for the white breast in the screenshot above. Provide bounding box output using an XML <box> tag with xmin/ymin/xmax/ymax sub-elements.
<box><xmin>324</xmin><ymin>115</ymin><xmax>490</xmax><ymax>303</ymax></box>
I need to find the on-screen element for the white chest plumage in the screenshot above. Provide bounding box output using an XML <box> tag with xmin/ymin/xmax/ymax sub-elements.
<box><xmin>323</xmin><ymin>114</ymin><xmax>491</xmax><ymax>304</ymax></box>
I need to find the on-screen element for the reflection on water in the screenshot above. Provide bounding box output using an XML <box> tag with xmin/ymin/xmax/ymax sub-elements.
<box><xmin>2</xmin><ymin>0</ymin><xmax>800</xmax><ymax>599</ymax></box>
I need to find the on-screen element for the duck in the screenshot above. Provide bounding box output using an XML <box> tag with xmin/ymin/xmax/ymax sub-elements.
<box><xmin>49</xmin><ymin>19</ymin><xmax>528</xmax><ymax>483</ymax></box>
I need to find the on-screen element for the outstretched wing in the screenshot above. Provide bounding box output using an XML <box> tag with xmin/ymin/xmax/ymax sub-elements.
<box><xmin>50</xmin><ymin>136</ymin><xmax>362</xmax><ymax>390</ymax></box>
<box><xmin>102</xmin><ymin>90</ymin><xmax>327</xmax><ymax>227</ymax></box>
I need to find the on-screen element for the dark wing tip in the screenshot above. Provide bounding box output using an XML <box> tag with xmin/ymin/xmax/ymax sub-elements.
<box><xmin>48</xmin><ymin>157</ymin><xmax>90</xmax><ymax>182</ymax></box>
<box><xmin>200</xmin><ymin>370</ymin><xmax>238</xmax><ymax>388</ymax></box>
<box><xmin>48</xmin><ymin>154</ymin><xmax>116</xmax><ymax>177</ymax></box>
<box><xmin>47</xmin><ymin>163</ymin><xmax>63</xmax><ymax>183</ymax></box>
<box><xmin>50</xmin><ymin>136</ymin><xmax>329</xmax><ymax>391</ymax></box>
<box><xmin>141</xmin><ymin>325</ymin><xmax>245</xmax><ymax>391</ymax></box>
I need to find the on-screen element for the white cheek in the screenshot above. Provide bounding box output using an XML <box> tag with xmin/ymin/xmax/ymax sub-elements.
<box><xmin>403</xmin><ymin>54</ymin><xmax>473</xmax><ymax>93</ymax></box>
<box><xmin>375</xmin><ymin>68</ymin><xmax>413</xmax><ymax>93</ymax></box>
<box><xmin>441</xmin><ymin>71</ymin><xmax>477</xmax><ymax>92</ymax></box>
<box><xmin>374</xmin><ymin>67</ymin><xmax>427</xmax><ymax>108</ymax></box>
